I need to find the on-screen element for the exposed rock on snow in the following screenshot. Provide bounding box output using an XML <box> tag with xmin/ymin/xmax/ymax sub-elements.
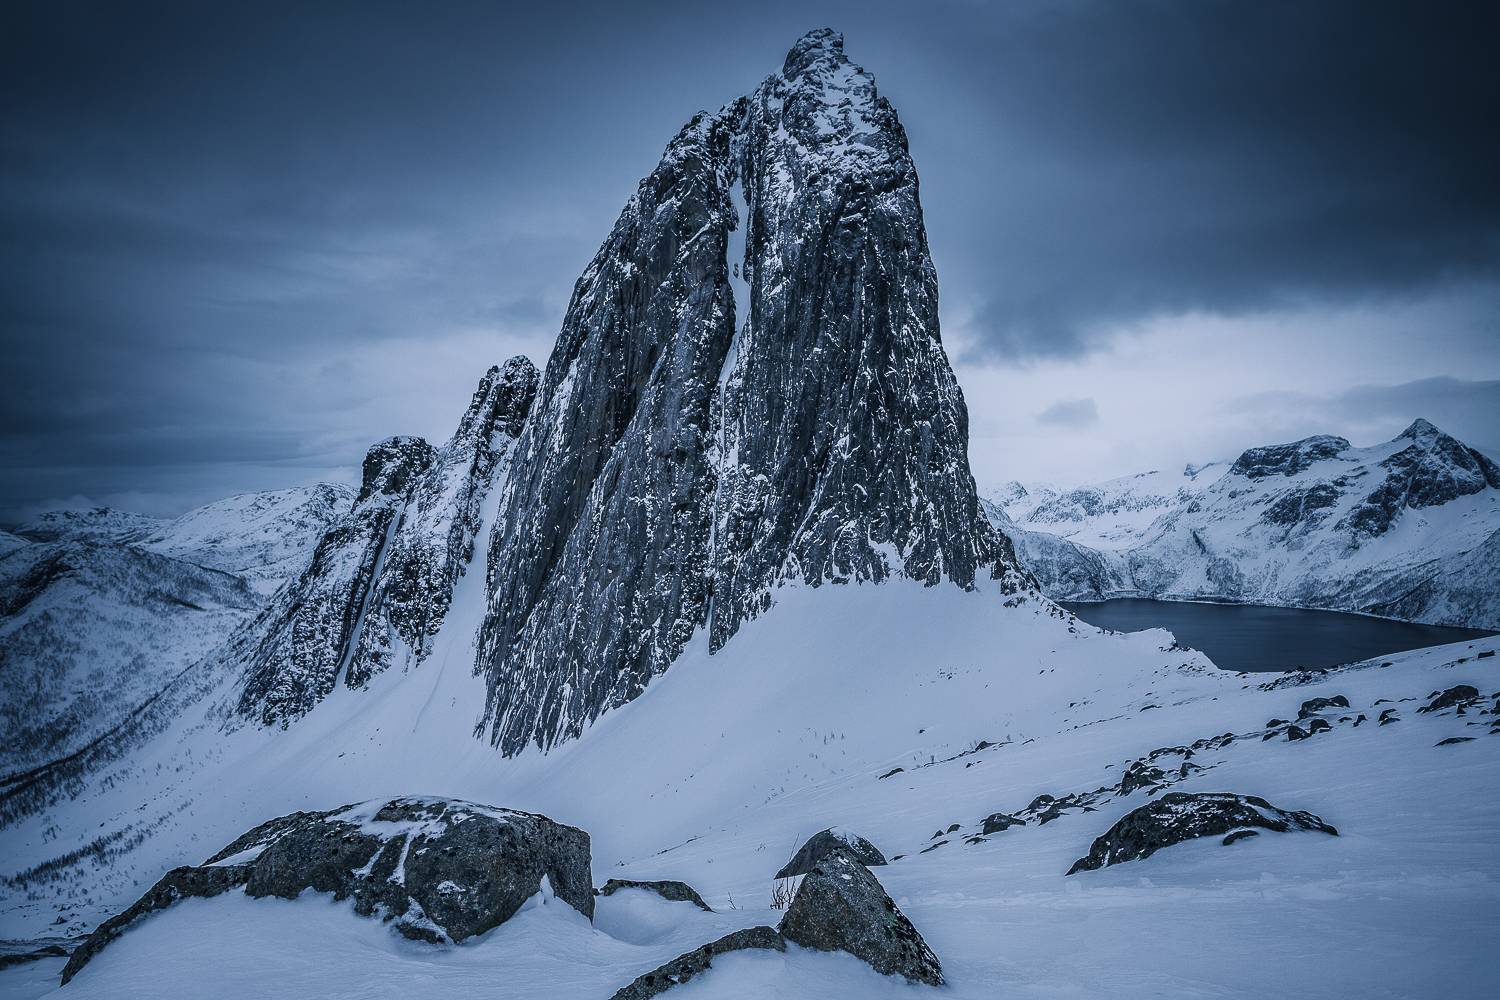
<box><xmin>979</xmin><ymin>812</ymin><xmax>1025</xmax><ymax>835</ymax></box>
<box><xmin>774</xmin><ymin>827</ymin><xmax>887</xmax><ymax>878</ymax></box>
<box><xmin>477</xmin><ymin>27</ymin><xmax>1023</xmax><ymax>755</ymax></box>
<box><xmin>989</xmin><ymin>420</ymin><xmax>1500</xmax><ymax>628</ymax></box>
<box><xmin>1418</xmin><ymin>684</ymin><xmax>1481</xmax><ymax>714</ymax></box>
<box><xmin>598</xmin><ymin>879</ymin><xmax>713</xmax><ymax>912</ymax></box>
<box><xmin>1298</xmin><ymin>695</ymin><xmax>1350</xmax><ymax>719</ymax></box>
<box><xmin>778</xmin><ymin>853</ymin><xmax>944</xmax><ymax>986</ymax></box>
<box><xmin>608</xmin><ymin>925</ymin><xmax>785</xmax><ymax>1000</ymax></box>
<box><xmin>62</xmin><ymin>796</ymin><xmax>592</xmax><ymax>982</ymax></box>
<box><xmin>1066</xmin><ymin>792</ymin><xmax>1338</xmax><ymax>875</ymax></box>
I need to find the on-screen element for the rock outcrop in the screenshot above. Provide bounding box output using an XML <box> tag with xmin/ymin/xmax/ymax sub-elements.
<box><xmin>234</xmin><ymin>359</ymin><xmax>536</xmax><ymax>726</ymax></box>
<box><xmin>775</xmin><ymin>827</ymin><xmax>887</xmax><ymax>878</ymax></box>
<box><xmin>234</xmin><ymin>436</ymin><xmax>436</xmax><ymax>725</ymax></box>
<box><xmin>1067</xmin><ymin>792</ymin><xmax>1338</xmax><ymax>875</ymax></box>
<box><xmin>344</xmin><ymin>357</ymin><xmax>538</xmax><ymax>687</ymax></box>
<box><xmin>477</xmin><ymin>28</ymin><xmax>1023</xmax><ymax>755</ymax></box>
<box><xmin>61</xmin><ymin>796</ymin><xmax>591</xmax><ymax>983</ymax></box>
<box><xmin>778</xmin><ymin>853</ymin><xmax>944</xmax><ymax>986</ymax></box>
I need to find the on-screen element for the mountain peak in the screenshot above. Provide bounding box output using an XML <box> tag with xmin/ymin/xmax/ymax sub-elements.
<box><xmin>782</xmin><ymin>28</ymin><xmax>844</xmax><ymax>78</ymax></box>
<box><xmin>1398</xmin><ymin>417</ymin><xmax>1441</xmax><ymax>441</ymax></box>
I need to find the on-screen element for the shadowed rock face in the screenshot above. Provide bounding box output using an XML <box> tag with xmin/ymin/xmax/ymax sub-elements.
<box><xmin>1066</xmin><ymin>791</ymin><xmax>1337</xmax><ymax>874</ymax></box>
<box><xmin>779</xmin><ymin>853</ymin><xmax>944</xmax><ymax>986</ymax></box>
<box><xmin>60</xmin><ymin>797</ymin><xmax>592</xmax><ymax>984</ymax></box>
<box><xmin>477</xmin><ymin>28</ymin><xmax>1023</xmax><ymax>756</ymax></box>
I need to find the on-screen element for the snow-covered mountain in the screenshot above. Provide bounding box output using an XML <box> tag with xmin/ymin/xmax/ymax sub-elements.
<box><xmin>1</xmin><ymin>29</ymin><xmax>1495</xmax><ymax>1000</ymax></box>
<box><xmin>0</xmin><ymin>487</ymin><xmax>348</xmax><ymax>778</ymax></box>
<box><xmin>988</xmin><ymin>420</ymin><xmax>1500</xmax><ymax>628</ymax></box>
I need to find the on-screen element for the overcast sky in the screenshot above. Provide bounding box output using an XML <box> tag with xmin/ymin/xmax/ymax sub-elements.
<box><xmin>2</xmin><ymin>0</ymin><xmax>1497</xmax><ymax>522</ymax></box>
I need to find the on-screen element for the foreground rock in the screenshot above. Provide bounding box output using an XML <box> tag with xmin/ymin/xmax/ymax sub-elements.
<box><xmin>779</xmin><ymin>854</ymin><xmax>944</xmax><ymax>986</ymax></box>
<box><xmin>62</xmin><ymin>797</ymin><xmax>591</xmax><ymax>984</ymax></box>
<box><xmin>609</xmin><ymin>926</ymin><xmax>784</xmax><ymax>1000</ymax></box>
<box><xmin>598</xmin><ymin>878</ymin><xmax>712</xmax><ymax>911</ymax></box>
<box><xmin>610</xmin><ymin>852</ymin><xmax>942</xmax><ymax>997</ymax></box>
<box><xmin>775</xmin><ymin>827</ymin><xmax>887</xmax><ymax>878</ymax></box>
<box><xmin>1067</xmin><ymin>792</ymin><xmax>1338</xmax><ymax>875</ymax></box>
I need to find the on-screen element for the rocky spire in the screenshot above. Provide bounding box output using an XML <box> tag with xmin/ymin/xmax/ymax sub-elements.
<box><xmin>476</xmin><ymin>30</ymin><xmax>1022</xmax><ymax>755</ymax></box>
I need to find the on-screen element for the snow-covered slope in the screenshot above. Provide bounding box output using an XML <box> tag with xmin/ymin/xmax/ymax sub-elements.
<box><xmin>992</xmin><ymin>420</ymin><xmax>1500</xmax><ymax>628</ymax></box>
<box><xmin>2</xmin><ymin>577</ymin><xmax>1495</xmax><ymax>998</ymax></box>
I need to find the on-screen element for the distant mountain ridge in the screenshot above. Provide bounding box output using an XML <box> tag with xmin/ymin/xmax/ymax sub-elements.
<box><xmin>988</xmin><ymin>419</ymin><xmax>1500</xmax><ymax>628</ymax></box>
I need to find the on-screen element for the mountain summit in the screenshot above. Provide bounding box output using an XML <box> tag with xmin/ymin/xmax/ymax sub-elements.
<box><xmin>476</xmin><ymin>30</ymin><xmax>1021</xmax><ymax>754</ymax></box>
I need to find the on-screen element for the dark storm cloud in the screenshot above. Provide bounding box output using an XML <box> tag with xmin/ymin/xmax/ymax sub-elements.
<box><xmin>1228</xmin><ymin>377</ymin><xmax>1500</xmax><ymax>459</ymax></box>
<box><xmin>1</xmin><ymin>0</ymin><xmax>1496</xmax><ymax>518</ymax></box>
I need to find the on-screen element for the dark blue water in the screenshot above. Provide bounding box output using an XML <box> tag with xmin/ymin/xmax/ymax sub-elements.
<box><xmin>1060</xmin><ymin>598</ymin><xmax>1497</xmax><ymax>673</ymax></box>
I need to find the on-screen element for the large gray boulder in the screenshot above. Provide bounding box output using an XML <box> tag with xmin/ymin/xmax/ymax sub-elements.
<box><xmin>1067</xmin><ymin>791</ymin><xmax>1337</xmax><ymax>875</ymax></box>
<box><xmin>775</xmin><ymin>827</ymin><xmax>887</xmax><ymax>879</ymax></box>
<box><xmin>778</xmin><ymin>853</ymin><xmax>944</xmax><ymax>986</ymax></box>
<box><xmin>61</xmin><ymin>797</ymin><xmax>592</xmax><ymax>984</ymax></box>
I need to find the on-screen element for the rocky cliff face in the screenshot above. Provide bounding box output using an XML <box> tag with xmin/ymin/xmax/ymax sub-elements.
<box><xmin>233</xmin><ymin>360</ymin><xmax>537</xmax><ymax>726</ymax></box>
<box><xmin>345</xmin><ymin>358</ymin><xmax>538</xmax><ymax>688</ymax></box>
<box><xmin>235</xmin><ymin>435</ymin><xmax>437</xmax><ymax>725</ymax></box>
<box><xmin>992</xmin><ymin>420</ymin><xmax>1500</xmax><ymax>628</ymax></box>
<box><xmin>477</xmin><ymin>29</ymin><xmax>1020</xmax><ymax>755</ymax></box>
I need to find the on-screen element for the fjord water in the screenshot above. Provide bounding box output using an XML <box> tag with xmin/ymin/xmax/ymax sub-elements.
<box><xmin>1061</xmin><ymin>598</ymin><xmax>1497</xmax><ymax>673</ymax></box>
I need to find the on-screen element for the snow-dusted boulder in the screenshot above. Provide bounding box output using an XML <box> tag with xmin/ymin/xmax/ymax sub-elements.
<box><xmin>1067</xmin><ymin>792</ymin><xmax>1338</xmax><ymax>875</ymax></box>
<box><xmin>609</xmin><ymin>925</ymin><xmax>785</xmax><ymax>1000</ymax></box>
<box><xmin>61</xmin><ymin>797</ymin><xmax>592</xmax><ymax>984</ymax></box>
<box><xmin>778</xmin><ymin>853</ymin><xmax>944</xmax><ymax>986</ymax></box>
<box><xmin>598</xmin><ymin>878</ymin><xmax>712</xmax><ymax>911</ymax></box>
<box><xmin>774</xmin><ymin>826</ymin><xmax>887</xmax><ymax>878</ymax></box>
